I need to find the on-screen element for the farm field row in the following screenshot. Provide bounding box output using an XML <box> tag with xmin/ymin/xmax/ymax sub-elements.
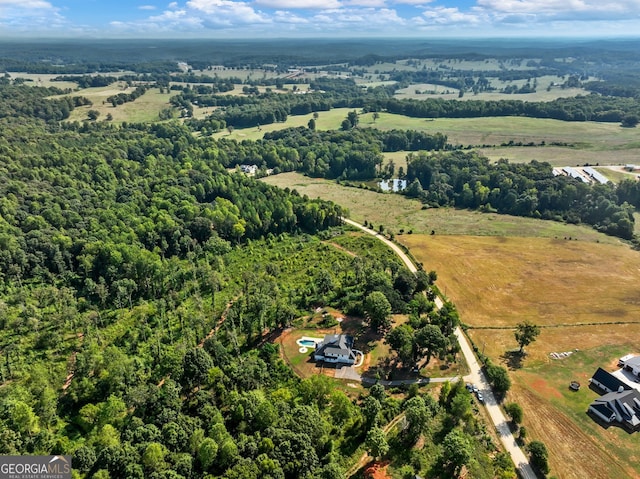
<box><xmin>394</xmin><ymin>75</ymin><xmax>590</xmax><ymax>103</ymax></box>
<box><xmin>401</xmin><ymin>234</ymin><xmax>640</xmax><ymax>329</ymax></box>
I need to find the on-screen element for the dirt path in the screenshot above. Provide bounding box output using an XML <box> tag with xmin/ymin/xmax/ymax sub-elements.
<box><xmin>345</xmin><ymin>413</ymin><xmax>406</xmax><ymax>478</ymax></box>
<box><xmin>343</xmin><ymin>217</ymin><xmax>536</xmax><ymax>479</ymax></box>
<box><xmin>198</xmin><ymin>297</ymin><xmax>238</xmax><ymax>347</ymax></box>
<box><xmin>324</xmin><ymin>241</ymin><xmax>358</xmax><ymax>257</ymax></box>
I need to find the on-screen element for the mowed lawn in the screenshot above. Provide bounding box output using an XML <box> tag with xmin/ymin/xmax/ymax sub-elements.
<box><xmin>401</xmin><ymin>233</ymin><xmax>640</xmax><ymax>478</ymax></box>
<box><xmin>262</xmin><ymin>172</ymin><xmax>622</xmax><ymax>245</ymax></box>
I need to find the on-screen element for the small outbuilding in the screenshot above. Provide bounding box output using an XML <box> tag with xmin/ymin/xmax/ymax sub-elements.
<box><xmin>619</xmin><ymin>355</ymin><xmax>640</xmax><ymax>378</ymax></box>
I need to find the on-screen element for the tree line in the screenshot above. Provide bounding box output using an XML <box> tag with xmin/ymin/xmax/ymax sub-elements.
<box><xmin>403</xmin><ymin>151</ymin><xmax>635</xmax><ymax>239</ymax></box>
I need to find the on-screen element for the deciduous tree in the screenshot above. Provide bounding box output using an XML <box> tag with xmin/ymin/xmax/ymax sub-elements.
<box><xmin>515</xmin><ymin>321</ymin><xmax>540</xmax><ymax>354</ymax></box>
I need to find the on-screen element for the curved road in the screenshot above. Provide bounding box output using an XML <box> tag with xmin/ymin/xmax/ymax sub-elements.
<box><xmin>342</xmin><ymin>218</ymin><xmax>537</xmax><ymax>479</ymax></box>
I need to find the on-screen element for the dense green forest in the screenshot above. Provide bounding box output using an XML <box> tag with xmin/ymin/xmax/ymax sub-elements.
<box><xmin>0</xmin><ymin>81</ymin><xmax>518</xmax><ymax>479</ymax></box>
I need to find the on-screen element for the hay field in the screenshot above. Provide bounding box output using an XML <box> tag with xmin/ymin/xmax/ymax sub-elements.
<box><xmin>400</xmin><ymin>234</ymin><xmax>639</xmax><ymax>328</ymax></box>
<box><xmin>401</xmin><ymin>233</ymin><xmax>640</xmax><ymax>478</ymax></box>
<box><xmin>262</xmin><ymin>172</ymin><xmax>622</xmax><ymax>245</ymax></box>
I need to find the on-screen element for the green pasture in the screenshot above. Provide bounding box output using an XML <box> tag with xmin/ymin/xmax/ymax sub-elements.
<box><xmin>65</xmin><ymin>87</ymin><xmax>174</xmax><ymax>123</ymax></box>
<box><xmin>262</xmin><ymin>172</ymin><xmax>622</xmax><ymax>245</ymax></box>
<box><xmin>363</xmin><ymin>112</ymin><xmax>640</xmax><ymax>150</ymax></box>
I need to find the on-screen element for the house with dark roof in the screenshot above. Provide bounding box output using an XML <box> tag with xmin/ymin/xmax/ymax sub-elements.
<box><xmin>589</xmin><ymin>367</ymin><xmax>631</xmax><ymax>394</ymax></box>
<box><xmin>589</xmin><ymin>389</ymin><xmax>640</xmax><ymax>432</ymax></box>
<box><xmin>313</xmin><ymin>334</ymin><xmax>357</xmax><ymax>365</ymax></box>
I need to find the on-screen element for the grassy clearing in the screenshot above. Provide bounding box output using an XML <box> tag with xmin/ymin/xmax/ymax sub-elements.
<box><xmin>262</xmin><ymin>172</ymin><xmax>621</xmax><ymax>244</ymax></box>
<box><xmin>401</xmin><ymin>234</ymin><xmax>636</xmax><ymax>328</ymax></box>
<box><xmin>204</xmin><ymin>106</ymin><xmax>639</xmax><ymax>162</ymax></box>
<box><xmin>381</xmin><ymin>151</ymin><xmax>409</xmax><ymax>173</ymax></box>
<box><xmin>63</xmin><ymin>87</ymin><xmax>174</xmax><ymax>123</ymax></box>
<box><xmin>395</xmin><ymin>81</ymin><xmax>587</xmax><ymax>103</ymax></box>
<box><xmin>211</xmin><ymin>108</ymin><xmax>351</xmax><ymax>141</ymax></box>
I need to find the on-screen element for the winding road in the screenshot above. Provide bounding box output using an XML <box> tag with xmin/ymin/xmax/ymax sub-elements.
<box><xmin>342</xmin><ymin>218</ymin><xmax>537</xmax><ymax>479</ymax></box>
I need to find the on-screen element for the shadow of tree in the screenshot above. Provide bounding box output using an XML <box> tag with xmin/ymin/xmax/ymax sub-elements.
<box><xmin>501</xmin><ymin>350</ymin><xmax>524</xmax><ymax>370</ymax></box>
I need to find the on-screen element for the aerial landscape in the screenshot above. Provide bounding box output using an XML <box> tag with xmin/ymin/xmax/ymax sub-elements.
<box><xmin>2</xmin><ymin>1</ymin><xmax>640</xmax><ymax>479</ymax></box>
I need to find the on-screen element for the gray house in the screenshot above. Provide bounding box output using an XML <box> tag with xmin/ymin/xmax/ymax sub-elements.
<box><xmin>589</xmin><ymin>389</ymin><xmax>640</xmax><ymax>432</ymax></box>
<box><xmin>313</xmin><ymin>334</ymin><xmax>357</xmax><ymax>365</ymax></box>
<box><xmin>588</xmin><ymin>367</ymin><xmax>640</xmax><ymax>432</ymax></box>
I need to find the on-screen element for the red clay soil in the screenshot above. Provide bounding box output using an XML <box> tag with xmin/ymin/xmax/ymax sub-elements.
<box><xmin>530</xmin><ymin>377</ymin><xmax>563</xmax><ymax>399</ymax></box>
<box><xmin>364</xmin><ymin>461</ymin><xmax>392</xmax><ymax>479</ymax></box>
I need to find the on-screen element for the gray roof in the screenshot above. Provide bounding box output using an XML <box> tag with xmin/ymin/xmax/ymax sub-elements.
<box><xmin>315</xmin><ymin>334</ymin><xmax>354</xmax><ymax>357</ymax></box>
<box><xmin>592</xmin><ymin>389</ymin><xmax>640</xmax><ymax>429</ymax></box>
<box><xmin>624</xmin><ymin>356</ymin><xmax>640</xmax><ymax>367</ymax></box>
<box><xmin>590</xmin><ymin>402</ymin><xmax>614</xmax><ymax>418</ymax></box>
<box><xmin>591</xmin><ymin>367</ymin><xmax>631</xmax><ymax>392</ymax></box>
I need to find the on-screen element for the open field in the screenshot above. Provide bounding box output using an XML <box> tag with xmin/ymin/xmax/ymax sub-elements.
<box><xmin>207</xmin><ymin>105</ymin><xmax>640</xmax><ymax>161</ymax></box>
<box><xmin>262</xmin><ymin>172</ymin><xmax>623</xmax><ymax>245</ymax></box>
<box><xmin>400</xmin><ymin>233</ymin><xmax>640</xmax><ymax>478</ymax></box>
<box><xmin>498</xmin><ymin>341</ymin><xmax>640</xmax><ymax>479</ymax></box>
<box><xmin>62</xmin><ymin>86</ymin><xmax>174</xmax><ymax>123</ymax></box>
<box><xmin>401</xmin><ymin>234</ymin><xmax>640</xmax><ymax>328</ymax></box>
<box><xmin>364</xmin><ymin>113</ymin><xmax>640</xmax><ymax>150</ymax></box>
<box><xmin>212</xmin><ymin>108</ymin><xmax>350</xmax><ymax>141</ymax></box>
<box><xmin>395</xmin><ymin>77</ymin><xmax>588</xmax><ymax>103</ymax></box>
<box><xmin>479</xmin><ymin>146</ymin><xmax>640</xmax><ymax>166</ymax></box>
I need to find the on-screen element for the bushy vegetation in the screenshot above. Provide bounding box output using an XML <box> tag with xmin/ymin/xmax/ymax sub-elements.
<box><xmin>404</xmin><ymin>150</ymin><xmax>635</xmax><ymax>239</ymax></box>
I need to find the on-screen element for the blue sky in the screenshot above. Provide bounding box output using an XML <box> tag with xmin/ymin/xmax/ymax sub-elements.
<box><xmin>1</xmin><ymin>0</ymin><xmax>640</xmax><ymax>38</ymax></box>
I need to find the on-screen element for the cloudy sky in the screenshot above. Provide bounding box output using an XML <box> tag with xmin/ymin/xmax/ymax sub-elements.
<box><xmin>1</xmin><ymin>0</ymin><xmax>640</xmax><ymax>37</ymax></box>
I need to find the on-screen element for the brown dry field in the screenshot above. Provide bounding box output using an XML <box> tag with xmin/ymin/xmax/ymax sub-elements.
<box><xmin>400</xmin><ymin>234</ymin><xmax>640</xmax><ymax>328</ymax></box>
<box><xmin>401</xmin><ymin>233</ymin><xmax>640</xmax><ymax>478</ymax></box>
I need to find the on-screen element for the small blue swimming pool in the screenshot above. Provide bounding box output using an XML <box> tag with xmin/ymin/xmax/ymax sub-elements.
<box><xmin>299</xmin><ymin>340</ymin><xmax>317</xmax><ymax>347</ymax></box>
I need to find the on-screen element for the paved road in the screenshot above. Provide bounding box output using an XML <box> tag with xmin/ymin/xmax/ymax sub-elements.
<box><xmin>343</xmin><ymin>217</ymin><xmax>537</xmax><ymax>479</ymax></box>
<box><xmin>455</xmin><ymin>329</ymin><xmax>537</xmax><ymax>479</ymax></box>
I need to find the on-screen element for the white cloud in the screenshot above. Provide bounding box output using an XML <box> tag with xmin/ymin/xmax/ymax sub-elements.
<box><xmin>254</xmin><ymin>0</ymin><xmax>340</xmax><ymax>8</ymax></box>
<box><xmin>273</xmin><ymin>9</ymin><xmax>309</xmax><ymax>23</ymax></box>
<box><xmin>477</xmin><ymin>0</ymin><xmax>640</xmax><ymax>21</ymax></box>
<box><xmin>421</xmin><ymin>6</ymin><xmax>482</xmax><ymax>23</ymax></box>
<box><xmin>311</xmin><ymin>7</ymin><xmax>404</xmax><ymax>28</ymax></box>
<box><xmin>392</xmin><ymin>0</ymin><xmax>433</xmax><ymax>4</ymax></box>
<box><xmin>187</xmin><ymin>0</ymin><xmax>269</xmax><ymax>23</ymax></box>
<box><xmin>346</xmin><ymin>0</ymin><xmax>387</xmax><ymax>7</ymax></box>
<box><xmin>0</xmin><ymin>0</ymin><xmax>66</xmax><ymax>32</ymax></box>
<box><xmin>139</xmin><ymin>5</ymin><xmax>157</xmax><ymax>10</ymax></box>
<box><xmin>0</xmin><ymin>0</ymin><xmax>53</xmax><ymax>7</ymax></box>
